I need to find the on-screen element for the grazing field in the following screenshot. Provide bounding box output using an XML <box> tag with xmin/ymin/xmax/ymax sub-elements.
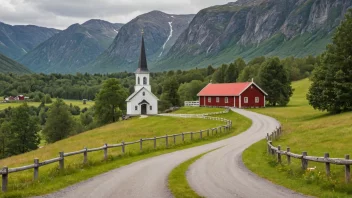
<box><xmin>0</xmin><ymin>107</ymin><xmax>250</xmax><ymax>197</ymax></box>
<box><xmin>243</xmin><ymin>79</ymin><xmax>352</xmax><ymax>198</ymax></box>
<box><xmin>0</xmin><ymin>99</ymin><xmax>94</xmax><ymax>110</ymax></box>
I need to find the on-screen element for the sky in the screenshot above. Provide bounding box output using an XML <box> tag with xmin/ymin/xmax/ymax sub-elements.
<box><xmin>0</xmin><ymin>0</ymin><xmax>235</xmax><ymax>30</ymax></box>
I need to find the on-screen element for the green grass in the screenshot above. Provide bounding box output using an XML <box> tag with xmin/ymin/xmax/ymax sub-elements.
<box><xmin>0</xmin><ymin>99</ymin><xmax>94</xmax><ymax>110</ymax></box>
<box><xmin>173</xmin><ymin>107</ymin><xmax>224</xmax><ymax>114</ymax></box>
<box><xmin>168</xmin><ymin>150</ymin><xmax>217</xmax><ymax>198</ymax></box>
<box><xmin>0</xmin><ymin>108</ymin><xmax>251</xmax><ymax>197</ymax></box>
<box><xmin>243</xmin><ymin>78</ymin><xmax>352</xmax><ymax>197</ymax></box>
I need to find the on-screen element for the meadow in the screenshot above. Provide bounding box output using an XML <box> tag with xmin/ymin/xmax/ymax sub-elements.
<box><xmin>0</xmin><ymin>107</ymin><xmax>251</xmax><ymax>197</ymax></box>
<box><xmin>0</xmin><ymin>99</ymin><xmax>94</xmax><ymax>110</ymax></box>
<box><xmin>243</xmin><ymin>79</ymin><xmax>352</xmax><ymax>197</ymax></box>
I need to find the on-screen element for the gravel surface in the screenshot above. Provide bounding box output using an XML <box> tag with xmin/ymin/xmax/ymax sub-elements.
<box><xmin>34</xmin><ymin>109</ymin><xmax>306</xmax><ymax>198</ymax></box>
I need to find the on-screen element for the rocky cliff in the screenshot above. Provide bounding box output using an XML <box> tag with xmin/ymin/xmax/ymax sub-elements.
<box><xmin>154</xmin><ymin>0</ymin><xmax>352</xmax><ymax>71</ymax></box>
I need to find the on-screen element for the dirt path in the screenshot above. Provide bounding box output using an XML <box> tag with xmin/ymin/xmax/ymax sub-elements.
<box><xmin>36</xmin><ymin>109</ymin><xmax>305</xmax><ymax>198</ymax></box>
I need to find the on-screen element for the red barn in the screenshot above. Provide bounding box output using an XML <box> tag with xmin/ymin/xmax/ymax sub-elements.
<box><xmin>197</xmin><ymin>82</ymin><xmax>267</xmax><ymax>108</ymax></box>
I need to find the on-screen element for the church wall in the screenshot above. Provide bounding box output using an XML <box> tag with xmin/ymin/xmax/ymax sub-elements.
<box><xmin>127</xmin><ymin>90</ymin><xmax>158</xmax><ymax>115</ymax></box>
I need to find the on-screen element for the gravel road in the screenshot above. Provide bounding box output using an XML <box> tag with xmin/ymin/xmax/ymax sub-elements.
<box><xmin>36</xmin><ymin>108</ymin><xmax>306</xmax><ymax>198</ymax></box>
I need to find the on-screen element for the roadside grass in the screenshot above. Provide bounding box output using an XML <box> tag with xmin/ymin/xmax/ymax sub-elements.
<box><xmin>168</xmin><ymin>150</ymin><xmax>218</xmax><ymax>198</ymax></box>
<box><xmin>0</xmin><ymin>108</ymin><xmax>251</xmax><ymax>197</ymax></box>
<box><xmin>173</xmin><ymin>107</ymin><xmax>224</xmax><ymax>114</ymax></box>
<box><xmin>243</xmin><ymin>78</ymin><xmax>352</xmax><ymax>197</ymax></box>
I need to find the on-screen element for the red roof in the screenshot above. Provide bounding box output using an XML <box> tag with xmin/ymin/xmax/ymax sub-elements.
<box><xmin>197</xmin><ymin>82</ymin><xmax>267</xmax><ymax>96</ymax></box>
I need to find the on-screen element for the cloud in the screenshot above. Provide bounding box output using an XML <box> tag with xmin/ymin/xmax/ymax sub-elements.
<box><xmin>0</xmin><ymin>0</ymin><xmax>235</xmax><ymax>29</ymax></box>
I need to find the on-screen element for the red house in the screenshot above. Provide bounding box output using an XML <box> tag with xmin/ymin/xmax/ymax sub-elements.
<box><xmin>197</xmin><ymin>82</ymin><xmax>268</xmax><ymax>108</ymax></box>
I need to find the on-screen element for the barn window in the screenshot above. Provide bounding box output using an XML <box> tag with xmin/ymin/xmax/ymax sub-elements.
<box><xmin>225</xmin><ymin>97</ymin><xmax>228</xmax><ymax>103</ymax></box>
<box><xmin>150</xmin><ymin>106</ymin><xmax>152</xmax><ymax>110</ymax></box>
<box><xmin>255</xmin><ymin>97</ymin><xmax>259</xmax><ymax>103</ymax></box>
<box><xmin>216</xmin><ymin>97</ymin><xmax>219</xmax><ymax>103</ymax></box>
<box><xmin>244</xmin><ymin>97</ymin><xmax>248</xmax><ymax>103</ymax></box>
<box><xmin>143</xmin><ymin>77</ymin><xmax>147</xmax><ymax>85</ymax></box>
<box><xmin>143</xmin><ymin>92</ymin><xmax>145</xmax><ymax>96</ymax></box>
<box><xmin>135</xmin><ymin>106</ymin><xmax>138</xmax><ymax>110</ymax></box>
<box><xmin>208</xmin><ymin>97</ymin><xmax>211</xmax><ymax>102</ymax></box>
<box><xmin>138</xmin><ymin>77</ymin><xmax>140</xmax><ymax>85</ymax></box>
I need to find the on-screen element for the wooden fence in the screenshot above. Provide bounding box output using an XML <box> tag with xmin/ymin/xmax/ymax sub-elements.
<box><xmin>266</xmin><ymin>127</ymin><xmax>352</xmax><ymax>183</ymax></box>
<box><xmin>0</xmin><ymin>109</ymin><xmax>232</xmax><ymax>192</ymax></box>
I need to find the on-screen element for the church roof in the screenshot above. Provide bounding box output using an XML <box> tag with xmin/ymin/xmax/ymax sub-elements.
<box><xmin>135</xmin><ymin>35</ymin><xmax>149</xmax><ymax>73</ymax></box>
<box><xmin>126</xmin><ymin>87</ymin><xmax>159</xmax><ymax>102</ymax></box>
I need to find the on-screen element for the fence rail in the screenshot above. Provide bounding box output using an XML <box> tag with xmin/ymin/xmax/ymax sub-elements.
<box><xmin>184</xmin><ymin>101</ymin><xmax>200</xmax><ymax>107</ymax></box>
<box><xmin>0</xmin><ymin>108</ymin><xmax>232</xmax><ymax>192</ymax></box>
<box><xmin>266</xmin><ymin>128</ymin><xmax>352</xmax><ymax>183</ymax></box>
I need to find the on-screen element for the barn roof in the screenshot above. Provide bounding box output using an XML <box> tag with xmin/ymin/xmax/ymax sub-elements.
<box><xmin>197</xmin><ymin>82</ymin><xmax>267</xmax><ymax>96</ymax></box>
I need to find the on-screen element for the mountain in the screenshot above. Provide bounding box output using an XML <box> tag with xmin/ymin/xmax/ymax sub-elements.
<box><xmin>153</xmin><ymin>0</ymin><xmax>352</xmax><ymax>71</ymax></box>
<box><xmin>19</xmin><ymin>19</ymin><xmax>123</xmax><ymax>74</ymax></box>
<box><xmin>87</xmin><ymin>11</ymin><xmax>194</xmax><ymax>73</ymax></box>
<box><xmin>0</xmin><ymin>22</ymin><xmax>59</xmax><ymax>60</ymax></box>
<box><xmin>0</xmin><ymin>53</ymin><xmax>31</xmax><ymax>74</ymax></box>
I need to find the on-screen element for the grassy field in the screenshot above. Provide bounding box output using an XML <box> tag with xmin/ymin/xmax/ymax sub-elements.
<box><xmin>0</xmin><ymin>107</ymin><xmax>250</xmax><ymax>197</ymax></box>
<box><xmin>0</xmin><ymin>99</ymin><xmax>94</xmax><ymax>110</ymax></box>
<box><xmin>173</xmin><ymin>107</ymin><xmax>224</xmax><ymax>114</ymax></box>
<box><xmin>243</xmin><ymin>79</ymin><xmax>352</xmax><ymax>197</ymax></box>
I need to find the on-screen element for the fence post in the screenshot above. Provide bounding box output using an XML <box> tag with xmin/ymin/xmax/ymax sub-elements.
<box><xmin>273</xmin><ymin>130</ymin><xmax>276</xmax><ymax>140</ymax></box>
<box><xmin>207</xmin><ymin>129</ymin><xmax>210</xmax><ymax>137</ymax></box>
<box><xmin>83</xmin><ymin>147</ymin><xmax>88</xmax><ymax>164</ymax></box>
<box><xmin>104</xmin><ymin>143</ymin><xmax>108</xmax><ymax>161</ymax></box>
<box><xmin>324</xmin><ymin>153</ymin><xmax>330</xmax><ymax>177</ymax></box>
<box><xmin>34</xmin><ymin>158</ymin><xmax>39</xmax><ymax>180</ymax></box>
<box><xmin>166</xmin><ymin>135</ymin><xmax>168</xmax><ymax>147</ymax></box>
<box><xmin>200</xmin><ymin>130</ymin><xmax>202</xmax><ymax>139</ymax></box>
<box><xmin>269</xmin><ymin>141</ymin><xmax>275</xmax><ymax>155</ymax></box>
<box><xmin>266</xmin><ymin>133</ymin><xmax>269</xmax><ymax>141</ymax></box>
<box><xmin>122</xmin><ymin>142</ymin><xmax>125</xmax><ymax>154</ymax></box>
<box><xmin>173</xmin><ymin>135</ymin><xmax>176</xmax><ymax>144</ymax></box>
<box><xmin>59</xmin><ymin>152</ymin><xmax>64</xmax><ymax>170</ymax></box>
<box><xmin>267</xmin><ymin>141</ymin><xmax>271</xmax><ymax>154</ymax></box>
<box><xmin>345</xmin><ymin>155</ymin><xmax>350</xmax><ymax>183</ymax></box>
<box><xmin>182</xmin><ymin>133</ymin><xmax>184</xmax><ymax>142</ymax></box>
<box><xmin>191</xmin><ymin>132</ymin><xmax>193</xmax><ymax>141</ymax></box>
<box><xmin>287</xmin><ymin>147</ymin><xmax>291</xmax><ymax>165</ymax></box>
<box><xmin>301</xmin><ymin>152</ymin><xmax>308</xmax><ymax>170</ymax></box>
<box><xmin>2</xmin><ymin>167</ymin><xmax>8</xmax><ymax>192</ymax></box>
<box><xmin>140</xmin><ymin>139</ymin><xmax>143</xmax><ymax>151</ymax></box>
<box><xmin>277</xmin><ymin>146</ymin><xmax>282</xmax><ymax>163</ymax></box>
<box><xmin>154</xmin><ymin>137</ymin><xmax>156</xmax><ymax>149</ymax></box>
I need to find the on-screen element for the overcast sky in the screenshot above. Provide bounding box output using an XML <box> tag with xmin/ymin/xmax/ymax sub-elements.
<box><xmin>0</xmin><ymin>0</ymin><xmax>235</xmax><ymax>30</ymax></box>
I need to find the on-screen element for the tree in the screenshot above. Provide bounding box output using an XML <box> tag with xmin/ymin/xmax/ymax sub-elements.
<box><xmin>178</xmin><ymin>80</ymin><xmax>207</xmax><ymax>104</ymax></box>
<box><xmin>212</xmin><ymin>64</ymin><xmax>227</xmax><ymax>83</ymax></box>
<box><xmin>95</xmin><ymin>78</ymin><xmax>128</xmax><ymax>124</ymax></box>
<box><xmin>6</xmin><ymin>103</ymin><xmax>40</xmax><ymax>155</ymax></box>
<box><xmin>259</xmin><ymin>57</ymin><xmax>293</xmax><ymax>106</ymax></box>
<box><xmin>161</xmin><ymin>77</ymin><xmax>180</xmax><ymax>107</ymax></box>
<box><xmin>307</xmin><ymin>10</ymin><xmax>352</xmax><ymax>113</ymax></box>
<box><xmin>42</xmin><ymin>99</ymin><xmax>76</xmax><ymax>143</ymax></box>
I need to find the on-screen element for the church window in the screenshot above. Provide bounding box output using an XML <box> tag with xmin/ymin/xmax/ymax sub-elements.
<box><xmin>143</xmin><ymin>77</ymin><xmax>147</xmax><ymax>85</ymax></box>
<box><xmin>150</xmin><ymin>106</ymin><xmax>152</xmax><ymax>110</ymax></box>
<box><xmin>135</xmin><ymin>106</ymin><xmax>138</xmax><ymax>110</ymax></box>
<box><xmin>143</xmin><ymin>92</ymin><xmax>145</xmax><ymax>96</ymax></box>
<box><xmin>138</xmin><ymin>77</ymin><xmax>140</xmax><ymax>85</ymax></box>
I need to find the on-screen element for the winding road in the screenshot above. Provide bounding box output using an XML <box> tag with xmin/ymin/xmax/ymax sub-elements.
<box><xmin>38</xmin><ymin>109</ymin><xmax>306</xmax><ymax>198</ymax></box>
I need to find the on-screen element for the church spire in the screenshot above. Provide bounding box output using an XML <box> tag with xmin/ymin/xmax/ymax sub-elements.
<box><xmin>136</xmin><ymin>30</ymin><xmax>149</xmax><ymax>73</ymax></box>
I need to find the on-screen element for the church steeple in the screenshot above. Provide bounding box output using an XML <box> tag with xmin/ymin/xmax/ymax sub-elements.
<box><xmin>136</xmin><ymin>32</ymin><xmax>149</xmax><ymax>73</ymax></box>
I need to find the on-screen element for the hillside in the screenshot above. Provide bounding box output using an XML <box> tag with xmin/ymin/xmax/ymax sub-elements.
<box><xmin>0</xmin><ymin>22</ymin><xmax>60</xmax><ymax>60</ymax></box>
<box><xmin>0</xmin><ymin>53</ymin><xmax>31</xmax><ymax>74</ymax></box>
<box><xmin>153</xmin><ymin>0</ymin><xmax>352</xmax><ymax>71</ymax></box>
<box><xmin>243</xmin><ymin>79</ymin><xmax>352</xmax><ymax>197</ymax></box>
<box><xmin>86</xmin><ymin>11</ymin><xmax>194</xmax><ymax>73</ymax></box>
<box><xmin>19</xmin><ymin>19</ymin><xmax>123</xmax><ymax>74</ymax></box>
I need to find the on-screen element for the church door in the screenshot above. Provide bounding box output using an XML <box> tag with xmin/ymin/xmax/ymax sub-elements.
<box><xmin>141</xmin><ymin>104</ymin><xmax>147</xmax><ymax>115</ymax></box>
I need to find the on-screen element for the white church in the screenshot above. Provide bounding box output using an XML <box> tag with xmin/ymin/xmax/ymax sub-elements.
<box><xmin>126</xmin><ymin>35</ymin><xmax>159</xmax><ymax>115</ymax></box>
